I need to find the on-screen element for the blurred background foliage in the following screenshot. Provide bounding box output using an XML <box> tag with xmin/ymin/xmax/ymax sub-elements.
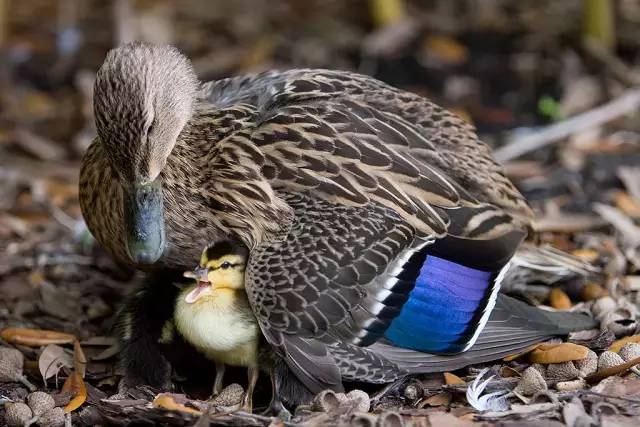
<box><xmin>1</xmin><ymin>0</ymin><xmax>639</xmax><ymax>164</ymax></box>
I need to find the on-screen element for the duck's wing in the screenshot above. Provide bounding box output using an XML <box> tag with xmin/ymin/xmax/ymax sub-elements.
<box><xmin>366</xmin><ymin>293</ymin><xmax>597</xmax><ymax>374</ymax></box>
<box><xmin>246</xmin><ymin>193</ymin><xmax>415</xmax><ymax>394</ymax></box>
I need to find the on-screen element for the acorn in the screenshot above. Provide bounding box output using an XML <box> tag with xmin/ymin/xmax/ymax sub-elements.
<box><xmin>4</xmin><ymin>402</ymin><xmax>33</xmax><ymax>427</ymax></box>
<box><xmin>547</xmin><ymin>362</ymin><xmax>580</xmax><ymax>382</ymax></box>
<box><xmin>574</xmin><ymin>350</ymin><xmax>598</xmax><ymax>377</ymax></box>
<box><xmin>598</xmin><ymin>351</ymin><xmax>625</xmax><ymax>371</ymax></box>
<box><xmin>618</xmin><ymin>343</ymin><xmax>640</xmax><ymax>362</ymax></box>
<box><xmin>312</xmin><ymin>389</ymin><xmax>342</xmax><ymax>412</ymax></box>
<box><xmin>27</xmin><ymin>391</ymin><xmax>56</xmax><ymax>417</ymax></box>
<box><xmin>0</xmin><ymin>348</ymin><xmax>36</xmax><ymax>391</ymax></box>
<box><xmin>514</xmin><ymin>367</ymin><xmax>547</xmax><ymax>396</ymax></box>
<box><xmin>37</xmin><ymin>407</ymin><xmax>65</xmax><ymax>427</ymax></box>
<box><xmin>377</xmin><ymin>411</ymin><xmax>404</xmax><ymax>427</ymax></box>
<box><xmin>347</xmin><ymin>389</ymin><xmax>370</xmax><ymax>412</ymax></box>
<box><xmin>209</xmin><ymin>383</ymin><xmax>244</xmax><ymax>407</ymax></box>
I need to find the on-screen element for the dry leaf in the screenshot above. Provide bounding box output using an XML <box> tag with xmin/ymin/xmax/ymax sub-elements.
<box><xmin>38</xmin><ymin>344</ymin><xmax>73</xmax><ymax>382</ymax></box>
<box><xmin>421</xmin><ymin>392</ymin><xmax>452</xmax><ymax>407</ymax></box>
<box><xmin>572</xmin><ymin>249</ymin><xmax>599</xmax><ymax>263</ymax></box>
<box><xmin>73</xmin><ymin>340</ymin><xmax>87</xmax><ymax>378</ymax></box>
<box><xmin>585</xmin><ymin>356</ymin><xmax>640</xmax><ymax>384</ymax></box>
<box><xmin>500</xmin><ymin>366</ymin><xmax>521</xmax><ymax>378</ymax></box>
<box><xmin>615</xmin><ymin>191</ymin><xmax>640</xmax><ymax>219</ymax></box>
<box><xmin>503</xmin><ymin>343</ymin><xmax>542</xmax><ymax>361</ymax></box>
<box><xmin>581</xmin><ymin>283</ymin><xmax>607</xmax><ymax>301</ymax></box>
<box><xmin>549</xmin><ymin>288</ymin><xmax>572</xmax><ymax>309</ymax></box>
<box><xmin>62</xmin><ymin>371</ymin><xmax>87</xmax><ymax>412</ymax></box>
<box><xmin>530</xmin><ymin>343</ymin><xmax>589</xmax><ymax>364</ymax></box>
<box><xmin>1</xmin><ymin>328</ymin><xmax>75</xmax><ymax>346</ymax></box>
<box><xmin>609</xmin><ymin>335</ymin><xmax>640</xmax><ymax>352</ymax></box>
<box><xmin>153</xmin><ymin>393</ymin><xmax>202</xmax><ymax>415</ymax></box>
<box><xmin>444</xmin><ymin>372</ymin><xmax>465</xmax><ymax>385</ymax></box>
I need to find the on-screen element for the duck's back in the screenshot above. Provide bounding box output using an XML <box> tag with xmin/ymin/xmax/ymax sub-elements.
<box><xmin>199</xmin><ymin>69</ymin><xmax>533</xmax><ymax>227</ymax></box>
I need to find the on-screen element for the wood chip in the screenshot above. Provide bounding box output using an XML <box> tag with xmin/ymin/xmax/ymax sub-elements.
<box><xmin>530</xmin><ymin>343</ymin><xmax>590</xmax><ymax>364</ymax></box>
<box><xmin>1</xmin><ymin>328</ymin><xmax>76</xmax><ymax>346</ymax></box>
<box><xmin>444</xmin><ymin>372</ymin><xmax>465</xmax><ymax>385</ymax></box>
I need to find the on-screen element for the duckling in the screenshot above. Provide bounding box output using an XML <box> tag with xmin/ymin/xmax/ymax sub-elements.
<box><xmin>176</xmin><ymin>241</ymin><xmax>260</xmax><ymax>411</ymax></box>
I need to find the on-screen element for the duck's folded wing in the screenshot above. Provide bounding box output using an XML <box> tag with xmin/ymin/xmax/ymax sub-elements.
<box><xmin>246</xmin><ymin>192</ymin><xmax>416</xmax><ymax>393</ymax></box>
<box><xmin>367</xmin><ymin>293</ymin><xmax>597</xmax><ymax>373</ymax></box>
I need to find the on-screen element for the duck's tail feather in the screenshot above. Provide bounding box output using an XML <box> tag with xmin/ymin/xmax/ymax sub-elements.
<box><xmin>502</xmin><ymin>243</ymin><xmax>601</xmax><ymax>290</ymax></box>
<box><xmin>368</xmin><ymin>294</ymin><xmax>596</xmax><ymax>373</ymax></box>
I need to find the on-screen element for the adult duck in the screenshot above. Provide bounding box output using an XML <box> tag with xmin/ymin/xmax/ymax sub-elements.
<box><xmin>81</xmin><ymin>42</ymin><xmax>593</xmax><ymax>403</ymax></box>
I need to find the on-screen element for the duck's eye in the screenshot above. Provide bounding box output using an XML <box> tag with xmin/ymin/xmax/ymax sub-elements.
<box><xmin>220</xmin><ymin>262</ymin><xmax>232</xmax><ymax>270</ymax></box>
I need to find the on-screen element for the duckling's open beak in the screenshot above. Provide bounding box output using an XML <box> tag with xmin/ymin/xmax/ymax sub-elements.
<box><xmin>183</xmin><ymin>266</ymin><xmax>210</xmax><ymax>303</ymax></box>
<box><xmin>123</xmin><ymin>178</ymin><xmax>166</xmax><ymax>264</ymax></box>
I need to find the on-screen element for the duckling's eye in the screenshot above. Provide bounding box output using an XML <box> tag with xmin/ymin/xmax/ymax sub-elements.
<box><xmin>220</xmin><ymin>262</ymin><xmax>232</xmax><ymax>270</ymax></box>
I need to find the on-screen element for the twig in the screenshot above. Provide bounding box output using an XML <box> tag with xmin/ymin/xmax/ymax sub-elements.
<box><xmin>494</xmin><ymin>87</ymin><xmax>640</xmax><ymax>162</ymax></box>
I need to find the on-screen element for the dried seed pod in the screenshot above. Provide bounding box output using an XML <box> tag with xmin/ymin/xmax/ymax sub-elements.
<box><xmin>347</xmin><ymin>389</ymin><xmax>370</xmax><ymax>412</ymax></box>
<box><xmin>598</xmin><ymin>351</ymin><xmax>625</xmax><ymax>371</ymax></box>
<box><xmin>618</xmin><ymin>343</ymin><xmax>640</xmax><ymax>362</ymax></box>
<box><xmin>547</xmin><ymin>362</ymin><xmax>580</xmax><ymax>382</ymax></box>
<box><xmin>4</xmin><ymin>402</ymin><xmax>33</xmax><ymax>427</ymax></box>
<box><xmin>592</xmin><ymin>297</ymin><xmax>617</xmax><ymax>318</ymax></box>
<box><xmin>555</xmin><ymin>378</ymin><xmax>587</xmax><ymax>391</ymax></box>
<box><xmin>0</xmin><ymin>348</ymin><xmax>36</xmax><ymax>391</ymax></box>
<box><xmin>601</xmin><ymin>309</ymin><xmax>637</xmax><ymax>338</ymax></box>
<box><xmin>27</xmin><ymin>391</ymin><xmax>56</xmax><ymax>416</ymax></box>
<box><xmin>312</xmin><ymin>389</ymin><xmax>341</xmax><ymax>412</ymax></box>
<box><xmin>209</xmin><ymin>383</ymin><xmax>244</xmax><ymax>407</ymax></box>
<box><xmin>574</xmin><ymin>350</ymin><xmax>598</xmax><ymax>377</ymax></box>
<box><xmin>37</xmin><ymin>407</ymin><xmax>65</xmax><ymax>427</ymax></box>
<box><xmin>514</xmin><ymin>367</ymin><xmax>547</xmax><ymax>396</ymax></box>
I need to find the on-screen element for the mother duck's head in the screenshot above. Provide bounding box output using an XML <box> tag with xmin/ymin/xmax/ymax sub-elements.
<box><xmin>94</xmin><ymin>42</ymin><xmax>198</xmax><ymax>264</ymax></box>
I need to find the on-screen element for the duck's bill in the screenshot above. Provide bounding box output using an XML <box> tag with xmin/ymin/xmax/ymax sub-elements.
<box><xmin>185</xmin><ymin>281</ymin><xmax>211</xmax><ymax>303</ymax></box>
<box><xmin>123</xmin><ymin>178</ymin><xmax>166</xmax><ymax>265</ymax></box>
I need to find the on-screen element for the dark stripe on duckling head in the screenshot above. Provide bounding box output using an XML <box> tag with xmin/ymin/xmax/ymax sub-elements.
<box><xmin>204</xmin><ymin>241</ymin><xmax>249</xmax><ymax>263</ymax></box>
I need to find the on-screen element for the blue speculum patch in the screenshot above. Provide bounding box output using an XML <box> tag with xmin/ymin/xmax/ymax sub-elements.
<box><xmin>384</xmin><ymin>255</ymin><xmax>493</xmax><ymax>353</ymax></box>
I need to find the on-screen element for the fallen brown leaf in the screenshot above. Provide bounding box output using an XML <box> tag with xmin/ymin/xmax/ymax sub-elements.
<box><xmin>153</xmin><ymin>393</ymin><xmax>202</xmax><ymax>415</ymax></box>
<box><xmin>581</xmin><ymin>283</ymin><xmax>607</xmax><ymax>301</ymax></box>
<box><xmin>1</xmin><ymin>328</ymin><xmax>75</xmax><ymax>346</ymax></box>
<box><xmin>615</xmin><ymin>191</ymin><xmax>640</xmax><ymax>219</ymax></box>
<box><xmin>503</xmin><ymin>343</ymin><xmax>542</xmax><ymax>361</ymax></box>
<box><xmin>530</xmin><ymin>343</ymin><xmax>589</xmax><ymax>364</ymax></box>
<box><xmin>609</xmin><ymin>335</ymin><xmax>640</xmax><ymax>352</ymax></box>
<box><xmin>549</xmin><ymin>288</ymin><xmax>572</xmax><ymax>309</ymax></box>
<box><xmin>73</xmin><ymin>340</ymin><xmax>87</xmax><ymax>378</ymax></box>
<box><xmin>444</xmin><ymin>372</ymin><xmax>465</xmax><ymax>385</ymax></box>
<box><xmin>62</xmin><ymin>371</ymin><xmax>87</xmax><ymax>412</ymax></box>
<box><xmin>421</xmin><ymin>392</ymin><xmax>452</xmax><ymax>407</ymax></box>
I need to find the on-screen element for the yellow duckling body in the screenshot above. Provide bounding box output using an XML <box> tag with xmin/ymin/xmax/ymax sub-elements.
<box><xmin>173</xmin><ymin>242</ymin><xmax>260</xmax><ymax>409</ymax></box>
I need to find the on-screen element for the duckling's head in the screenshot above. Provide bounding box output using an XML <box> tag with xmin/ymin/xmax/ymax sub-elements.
<box><xmin>183</xmin><ymin>241</ymin><xmax>249</xmax><ymax>304</ymax></box>
<box><xmin>94</xmin><ymin>42</ymin><xmax>199</xmax><ymax>265</ymax></box>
